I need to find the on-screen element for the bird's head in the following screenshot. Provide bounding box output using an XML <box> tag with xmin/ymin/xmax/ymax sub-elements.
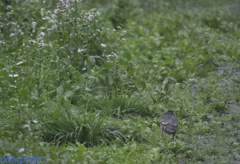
<box><xmin>167</xmin><ymin>110</ymin><xmax>174</xmax><ymax>115</ymax></box>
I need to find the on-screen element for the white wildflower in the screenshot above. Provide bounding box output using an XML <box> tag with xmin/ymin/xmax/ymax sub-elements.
<box><xmin>19</xmin><ymin>148</ymin><xmax>25</xmax><ymax>153</ymax></box>
<box><xmin>51</xmin><ymin>14</ymin><xmax>57</xmax><ymax>19</ymax></box>
<box><xmin>29</xmin><ymin>40</ymin><xmax>36</xmax><ymax>44</ymax></box>
<box><xmin>10</xmin><ymin>85</ymin><xmax>17</xmax><ymax>88</ymax></box>
<box><xmin>39</xmin><ymin>32</ymin><xmax>45</xmax><ymax>37</ymax></box>
<box><xmin>32</xmin><ymin>120</ymin><xmax>38</xmax><ymax>124</ymax></box>
<box><xmin>88</xmin><ymin>14</ymin><xmax>94</xmax><ymax>21</ymax></box>
<box><xmin>54</xmin><ymin>9</ymin><xmax>59</xmax><ymax>14</ymax></box>
<box><xmin>101</xmin><ymin>44</ymin><xmax>106</xmax><ymax>48</ymax></box>
<box><xmin>5</xmin><ymin>153</ymin><xmax>12</xmax><ymax>158</ymax></box>
<box><xmin>23</xmin><ymin>124</ymin><xmax>30</xmax><ymax>128</ymax></box>
<box><xmin>112</xmin><ymin>52</ymin><xmax>117</xmax><ymax>57</ymax></box>
<box><xmin>78</xmin><ymin>48</ymin><xmax>85</xmax><ymax>53</ymax></box>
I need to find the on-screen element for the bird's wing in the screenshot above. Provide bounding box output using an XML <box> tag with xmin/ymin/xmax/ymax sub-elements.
<box><xmin>160</xmin><ymin>115</ymin><xmax>171</xmax><ymax>125</ymax></box>
<box><xmin>160</xmin><ymin>115</ymin><xmax>178</xmax><ymax>127</ymax></box>
<box><xmin>171</xmin><ymin>116</ymin><xmax>178</xmax><ymax>127</ymax></box>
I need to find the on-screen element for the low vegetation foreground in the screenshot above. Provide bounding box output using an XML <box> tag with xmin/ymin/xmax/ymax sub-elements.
<box><xmin>0</xmin><ymin>0</ymin><xmax>240</xmax><ymax>163</ymax></box>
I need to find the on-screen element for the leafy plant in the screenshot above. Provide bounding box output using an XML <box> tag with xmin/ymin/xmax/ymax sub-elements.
<box><xmin>212</xmin><ymin>101</ymin><xmax>227</xmax><ymax>113</ymax></box>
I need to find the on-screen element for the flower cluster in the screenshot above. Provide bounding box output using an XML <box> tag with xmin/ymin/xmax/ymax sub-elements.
<box><xmin>107</xmin><ymin>52</ymin><xmax>118</xmax><ymax>63</ymax></box>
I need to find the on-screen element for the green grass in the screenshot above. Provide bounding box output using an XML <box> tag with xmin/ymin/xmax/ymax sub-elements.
<box><xmin>0</xmin><ymin>0</ymin><xmax>240</xmax><ymax>163</ymax></box>
<box><xmin>41</xmin><ymin>101</ymin><xmax>127</xmax><ymax>147</ymax></box>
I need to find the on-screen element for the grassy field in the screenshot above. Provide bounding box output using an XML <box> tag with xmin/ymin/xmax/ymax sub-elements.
<box><xmin>0</xmin><ymin>0</ymin><xmax>240</xmax><ymax>163</ymax></box>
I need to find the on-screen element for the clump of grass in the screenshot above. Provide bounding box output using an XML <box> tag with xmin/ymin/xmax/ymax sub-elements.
<box><xmin>90</xmin><ymin>87</ymin><xmax>150</xmax><ymax>118</ymax></box>
<box><xmin>212</xmin><ymin>101</ymin><xmax>227</xmax><ymax>113</ymax></box>
<box><xmin>41</xmin><ymin>101</ymin><xmax>126</xmax><ymax>147</ymax></box>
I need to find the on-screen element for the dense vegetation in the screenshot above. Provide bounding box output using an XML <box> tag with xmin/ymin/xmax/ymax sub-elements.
<box><xmin>0</xmin><ymin>0</ymin><xmax>240</xmax><ymax>163</ymax></box>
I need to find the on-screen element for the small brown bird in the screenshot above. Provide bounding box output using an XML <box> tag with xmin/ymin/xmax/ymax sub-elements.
<box><xmin>160</xmin><ymin>110</ymin><xmax>178</xmax><ymax>142</ymax></box>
